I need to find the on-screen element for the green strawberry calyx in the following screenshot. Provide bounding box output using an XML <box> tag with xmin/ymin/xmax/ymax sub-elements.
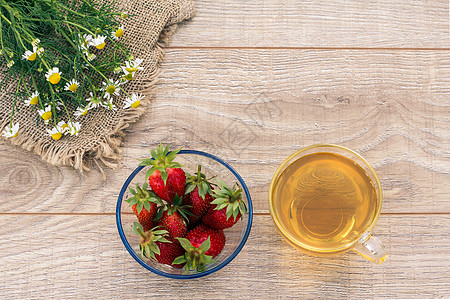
<box><xmin>155</xmin><ymin>194</ymin><xmax>193</xmax><ymax>222</ymax></box>
<box><xmin>139</xmin><ymin>143</ymin><xmax>183</xmax><ymax>185</ymax></box>
<box><xmin>185</xmin><ymin>165</ymin><xmax>215</xmax><ymax>201</ymax></box>
<box><xmin>126</xmin><ymin>182</ymin><xmax>163</xmax><ymax>214</ymax></box>
<box><xmin>132</xmin><ymin>222</ymin><xmax>171</xmax><ymax>260</ymax></box>
<box><xmin>211</xmin><ymin>180</ymin><xmax>248</xmax><ymax>222</ymax></box>
<box><xmin>173</xmin><ymin>237</ymin><xmax>216</xmax><ymax>273</ymax></box>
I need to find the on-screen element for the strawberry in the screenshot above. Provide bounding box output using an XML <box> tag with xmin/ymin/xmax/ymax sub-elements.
<box><xmin>173</xmin><ymin>237</ymin><xmax>217</xmax><ymax>274</ymax></box>
<box><xmin>132</xmin><ymin>223</ymin><xmax>184</xmax><ymax>268</ymax></box>
<box><xmin>202</xmin><ymin>180</ymin><xmax>248</xmax><ymax>230</ymax></box>
<box><xmin>183</xmin><ymin>165</ymin><xmax>214</xmax><ymax>226</ymax></box>
<box><xmin>125</xmin><ymin>182</ymin><xmax>162</xmax><ymax>231</ymax></box>
<box><xmin>156</xmin><ymin>195</ymin><xmax>191</xmax><ymax>242</ymax></box>
<box><xmin>186</xmin><ymin>224</ymin><xmax>225</xmax><ymax>258</ymax></box>
<box><xmin>139</xmin><ymin>144</ymin><xmax>186</xmax><ymax>204</ymax></box>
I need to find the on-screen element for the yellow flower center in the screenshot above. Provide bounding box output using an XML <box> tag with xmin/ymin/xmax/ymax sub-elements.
<box><xmin>30</xmin><ymin>96</ymin><xmax>38</xmax><ymax>105</ymax></box>
<box><xmin>115</xmin><ymin>28</ymin><xmax>123</xmax><ymax>38</ymax></box>
<box><xmin>69</xmin><ymin>84</ymin><xmax>78</xmax><ymax>92</ymax></box>
<box><xmin>125</xmin><ymin>67</ymin><xmax>137</xmax><ymax>73</ymax></box>
<box><xmin>106</xmin><ymin>85</ymin><xmax>116</xmax><ymax>94</ymax></box>
<box><xmin>42</xmin><ymin>111</ymin><xmax>52</xmax><ymax>120</ymax></box>
<box><xmin>61</xmin><ymin>124</ymin><xmax>69</xmax><ymax>130</ymax></box>
<box><xmin>11</xmin><ymin>131</ymin><xmax>18</xmax><ymax>138</ymax></box>
<box><xmin>124</xmin><ymin>73</ymin><xmax>134</xmax><ymax>81</ymax></box>
<box><xmin>28</xmin><ymin>53</ymin><xmax>37</xmax><ymax>61</ymax></box>
<box><xmin>131</xmin><ymin>100</ymin><xmax>140</xmax><ymax>108</ymax></box>
<box><xmin>81</xmin><ymin>109</ymin><xmax>88</xmax><ymax>116</ymax></box>
<box><xmin>49</xmin><ymin>73</ymin><xmax>61</xmax><ymax>84</ymax></box>
<box><xmin>96</xmin><ymin>42</ymin><xmax>105</xmax><ymax>50</ymax></box>
<box><xmin>51</xmin><ymin>132</ymin><xmax>62</xmax><ymax>140</ymax></box>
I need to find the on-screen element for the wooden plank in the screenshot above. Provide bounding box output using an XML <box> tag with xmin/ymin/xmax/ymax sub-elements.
<box><xmin>0</xmin><ymin>50</ymin><xmax>448</xmax><ymax>214</ymax></box>
<box><xmin>170</xmin><ymin>0</ymin><xmax>450</xmax><ymax>48</ymax></box>
<box><xmin>0</xmin><ymin>214</ymin><xmax>448</xmax><ymax>298</ymax></box>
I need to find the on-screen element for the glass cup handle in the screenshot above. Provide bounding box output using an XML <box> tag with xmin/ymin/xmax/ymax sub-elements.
<box><xmin>353</xmin><ymin>232</ymin><xmax>388</xmax><ymax>264</ymax></box>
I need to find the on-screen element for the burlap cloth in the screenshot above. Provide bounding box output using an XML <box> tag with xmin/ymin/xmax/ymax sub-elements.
<box><xmin>0</xmin><ymin>0</ymin><xmax>194</xmax><ymax>173</ymax></box>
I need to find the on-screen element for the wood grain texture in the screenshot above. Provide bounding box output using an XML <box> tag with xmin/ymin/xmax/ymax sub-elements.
<box><xmin>0</xmin><ymin>214</ymin><xmax>448</xmax><ymax>299</ymax></box>
<box><xmin>1</xmin><ymin>50</ymin><xmax>448</xmax><ymax>214</ymax></box>
<box><xmin>170</xmin><ymin>0</ymin><xmax>450</xmax><ymax>48</ymax></box>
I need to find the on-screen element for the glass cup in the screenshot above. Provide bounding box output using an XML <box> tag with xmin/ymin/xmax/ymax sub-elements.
<box><xmin>269</xmin><ymin>144</ymin><xmax>387</xmax><ymax>263</ymax></box>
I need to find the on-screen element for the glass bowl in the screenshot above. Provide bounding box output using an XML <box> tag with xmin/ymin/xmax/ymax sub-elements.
<box><xmin>116</xmin><ymin>150</ymin><xmax>253</xmax><ymax>279</ymax></box>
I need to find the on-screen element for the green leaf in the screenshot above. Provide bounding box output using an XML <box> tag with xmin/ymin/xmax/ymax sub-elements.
<box><xmin>163</xmin><ymin>144</ymin><xmax>170</xmax><ymax>156</ymax></box>
<box><xmin>142</xmin><ymin>182</ymin><xmax>148</xmax><ymax>190</ymax></box>
<box><xmin>185</xmin><ymin>183</ymin><xmax>196</xmax><ymax>195</ymax></box>
<box><xmin>215</xmin><ymin>202</ymin><xmax>228</xmax><ymax>211</ymax></box>
<box><xmin>165</xmin><ymin>151</ymin><xmax>177</xmax><ymax>162</ymax></box>
<box><xmin>145</xmin><ymin>167</ymin><xmax>156</xmax><ymax>180</ymax></box>
<box><xmin>157</xmin><ymin>237</ymin><xmax>170</xmax><ymax>243</ymax></box>
<box><xmin>226</xmin><ymin>204</ymin><xmax>233</xmax><ymax>219</ymax></box>
<box><xmin>232</xmin><ymin>207</ymin><xmax>239</xmax><ymax>221</ymax></box>
<box><xmin>239</xmin><ymin>201</ymin><xmax>248</xmax><ymax>215</ymax></box>
<box><xmin>168</xmin><ymin>162</ymin><xmax>183</xmax><ymax>169</ymax></box>
<box><xmin>132</xmin><ymin>222</ymin><xmax>143</xmax><ymax>235</ymax></box>
<box><xmin>210</xmin><ymin>198</ymin><xmax>225</xmax><ymax>206</ymax></box>
<box><xmin>139</xmin><ymin>158</ymin><xmax>154</xmax><ymax>166</ymax></box>
<box><xmin>160</xmin><ymin>171</ymin><xmax>168</xmax><ymax>185</ymax></box>
<box><xmin>150</xmin><ymin>242</ymin><xmax>160</xmax><ymax>256</ymax></box>
<box><xmin>152</xmin><ymin>230</ymin><xmax>169</xmax><ymax>235</ymax></box>
<box><xmin>143</xmin><ymin>201</ymin><xmax>150</xmax><ymax>211</ymax></box>
<box><xmin>176</xmin><ymin>237</ymin><xmax>194</xmax><ymax>251</ymax></box>
<box><xmin>233</xmin><ymin>201</ymin><xmax>239</xmax><ymax>210</ymax></box>
<box><xmin>198</xmin><ymin>236</ymin><xmax>211</xmax><ymax>254</ymax></box>
<box><xmin>128</xmin><ymin>187</ymin><xmax>136</xmax><ymax>195</ymax></box>
<box><xmin>150</xmin><ymin>149</ymin><xmax>157</xmax><ymax>160</ymax></box>
<box><xmin>136</xmin><ymin>202</ymin><xmax>144</xmax><ymax>214</ymax></box>
<box><xmin>125</xmin><ymin>197</ymin><xmax>138</xmax><ymax>206</ymax></box>
<box><xmin>172</xmin><ymin>255</ymin><xmax>187</xmax><ymax>265</ymax></box>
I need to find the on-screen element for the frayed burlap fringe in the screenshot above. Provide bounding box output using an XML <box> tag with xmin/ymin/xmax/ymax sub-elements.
<box><xmin>0</xmin><ymin>1</ymin><xmax>194</xmax><ymax>176</ymax></box>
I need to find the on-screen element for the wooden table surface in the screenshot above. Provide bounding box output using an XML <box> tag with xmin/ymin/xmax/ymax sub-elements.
<box><xmin>1</xmin><ymin>0</ymin><xmax>449</xmax><ymax>299</ymax></box>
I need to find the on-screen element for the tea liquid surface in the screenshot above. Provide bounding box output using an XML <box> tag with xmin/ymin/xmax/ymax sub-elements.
<box><xmin>273</xmin><ymin>152</ymin><xmax>377</xmax><ymax>251</ymax></box>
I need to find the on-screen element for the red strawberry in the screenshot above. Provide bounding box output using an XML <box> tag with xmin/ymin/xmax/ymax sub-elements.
<box><xmin>186</xmin><ymin>224</ymin><xmax>225</xmax><ymax>258</ymax></box>
<box><xmin>149</xmin><ymin>168</ymin><xmax>186</xmax><ymax>204</ymax></box>
<box><xmin>202</xmin><ymin>181</ymin><xmax>248</xmax><ymax>230</ymax></box>
<box><xmin>132</xmin><ymin>223</ymin><xmax>184</xmax><ymax>268</ymax></box>
<box><xmin>183</xmin><ymin>165</ymin><xmax>214</xmax><ymax>226</ymax></box>
<box><xmin>155</xmin><ymin>236</ymin><xmax>185</xmax><ymax>268</ymax></box>
<box><xmin>156</xmin><ymin>195</ymin><xmax>190</xmax><ymax>242</ymax></box>
<box><xmin>125</xmin><ymin>183</ymin><xmax>162</xmax><ymax>231</ymax></box>
<box><xmin>140</xmin><ymin>144</ymin><xmax>186</xmax><ymax>204</ymax></box>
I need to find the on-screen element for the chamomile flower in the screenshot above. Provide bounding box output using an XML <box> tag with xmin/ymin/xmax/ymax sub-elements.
<box><xmin>32</xmin><ymin>38</ymin><xmax>40</xmax><ymax>47</ymax></box>
<box><xmin>92</xmin><ymin>35</ymin><xmax>107</xmax><ymax>50</ymax></box>
<box><xmin>25</xmin><ymin>91</ymin><xmax>40</xmax><ymax>106</ymax></box>
<box><xmin>22</xmin><ymin>47</ymin><xmax>37</xmax><ymax>61</ymax></box>
<box><xmin>114</xmin><ymin>26</ymin><xmax>124</xmax><ymax>39</ymax></box>
<box><xmin>101</xmin><ymin>98</ymin><xmax>117</xmax><ymax>111</ymax></box>
<box><xmin>121</xmin><ymin>12</ymin><xmax>128</xmax><ymax>19</ymax></box>
<box><xmin>7</xmin><ymin>60</ymin><xmax>14</xmax><ymax>68</ymax></box>
<box><xmin>57</xmin><ymin>120</ymin><xmax>69</xmax><ymax>133</ymax></box>
<box><xmin>122</xmin><ymin>69</ymin><xmax>135</xmax><ymax>81</ymax></box>
<box><xmin>74</xmin><ymin>106</ymin><xmax>90</xmax><ymax>119</ymax></box>
<box><xmin>86</xmin><ymin>92</ymin><xmax>103</xmax><ymax>109</ymax></box>
<box><xmin>66</xmin><ymin>122</ymin><xmax>81</xmax><ymax>136</ymax></box>
<box><xmin>123</xmin><ymin>58</ymin><xmax>144</xmax><ymax>73</ymax></box>
<box><xmin>64</xmin><ymin>79</ymin><xmax>79</xmax><ymax>92</ymax></box>
<box><xmin>123</xmin><ymin>93</ymin><xmax>144</xmax><ymax>109</ymax></box>
<box><xmin>45</xmin><ymin>67</ymin><xmax>61</xmax><ymax>84</ymax></box>
<box><xmin>2</xmin><ymin>122</ymin><xmax>19</xmax><ymax>138</ymax></box>
<box><xmin>102</xmin><ymin>79</ymin><xmax>121</xmax><ymax>99</ymax></box>
<box><xmin>38</xmin><ymin>105</ymin><xmax>52</xmax><ymax>124</ymax></box>
<box><xmin>47</xmin><ymin>126</ymin><xmax>64</xmax><ymax>141</ymax></box>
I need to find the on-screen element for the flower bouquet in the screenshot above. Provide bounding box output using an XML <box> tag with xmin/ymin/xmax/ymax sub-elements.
<box><xmin>1</xmin><ymin>0</ymin><xmax>143</xmax><ymax>140</ymax></box>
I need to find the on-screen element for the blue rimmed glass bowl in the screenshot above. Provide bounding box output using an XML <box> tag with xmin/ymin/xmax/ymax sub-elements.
<box><xmin>116</xmin><ymin>150</ymin><xmax>253</xmax><ymax>279</ymax></box>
